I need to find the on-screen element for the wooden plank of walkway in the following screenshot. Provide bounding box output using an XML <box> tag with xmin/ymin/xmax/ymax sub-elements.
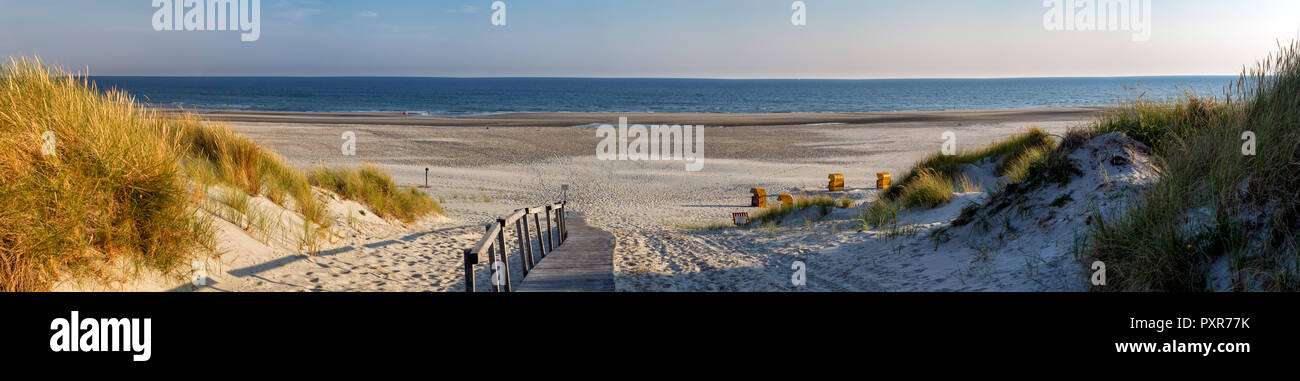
<box><xmin>516</xmin><ymin>212</ymin><xmax>615</xmax><ymax>292</ymax></box>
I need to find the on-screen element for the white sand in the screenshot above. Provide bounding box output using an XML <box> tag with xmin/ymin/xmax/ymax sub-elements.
<box><xmin>296</xmin><ymin>119</ymin><xmax>1102</xmax><ymax>292</ymax></box>
<box><xmin>62</xmin><ymin>110</ymin><xmax>1121</xmax><ymax>292</ymax></box>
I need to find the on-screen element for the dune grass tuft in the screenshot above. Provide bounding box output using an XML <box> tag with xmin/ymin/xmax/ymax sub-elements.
<box><xmin>0</xmin><ymin>57</ymin><xmax>441</xmax><ymax>290</ymax></box>
<box><xmin>1093</xmin><ymin>92</ymin><xmax>1226</xmax><ymax>151</ymax></box>
<box><xmin>1083</xmin><ymin>42</ymin><xmax>1300</xmax><ymax>291</ymax></box>
<box><xmin>748</xmin><ymin>192</ymin><xmax>857</xmax><ymax>224</ymax></box>
<box><xmin>746</xmin><ymin>194</ymin><xmax>854</xmax><ymax>227</ymax></box>
<box><xmin>0</xmin><ymin>58</ymin><xmax>217</xmax><ymax>290</ymax></box>
<box><xmin>1000</xmin><ymin>146</ymin><xmax>1052</xmax><ymax>185</ymax></box>
<box><xmin>857</xmin><ymin>128</ymin><xmax>1056</xmax><ymax>231</ymax></box>
<box><xmin>897</xmin><ymin>168</ymin><xmax>955</xmax><ymax>209</ymax></box>
<box><xmin>671</xmin><ymin>195</ymin><xmax>853</xmax><ymax>231</ymax></box>
<box><xmin>879</xmin><ymin>128</ymin><xmax>1055</xmax><ymax>209</ymax></box>
<box><xmin>883</xmin><ymin>127</ymin><xmax>1055</xmax><ymax>200</ymax></box>
<box><xmin>861</xmin><ymin>199</ymin><xmax>902</xmax><ymax>228</ymax></box>
<box><xmin>308</xmin><ymin>164</ymin><xmax>442</xmax><ymax>223</ymax></box>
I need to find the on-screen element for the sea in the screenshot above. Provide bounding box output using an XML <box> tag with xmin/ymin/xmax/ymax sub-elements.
<box><xmin>86</xmin><ymin>76</ymin><xmax>1237</xmax><ymax>116</ymax></box>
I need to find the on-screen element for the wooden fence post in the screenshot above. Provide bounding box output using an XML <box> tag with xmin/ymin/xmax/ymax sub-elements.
<box><xmin>533</xmin><ymin>210</ymin><xmax>547</xmax><ymax>259</ymax></box>
<box><xmin>545</xmin><ymin>205</ymin><xmax>555</xmax><ymax>252</ymax></box>
<box><xmin>485</xmin><ymin>224</ymin><xmax>498</xmax><ymax>292</ymax></box>
<box><xmin>462</xmin><ymin>249</ymin><xmax>476</xmax><ymax>292</ymax></box>
<box><xmin>516</xmin><ymin>219</ymin><xmax>531</xmax><ymax>274</ymax></box>
<box><xmin>560</xmin><ymin>203</ymin><xmax>567</xmax><ymax>243</ymax></box>
<box><xmin>496</xmin><ymin>218</ymin><xmax>511</xmax><ymax>292</ymax></box>
<box><xmin>462</xmin><ymin>201</ymin><xmax>571</xmax><ymax>292</ymax></box>
<box><xmin>520</xmin><ymin>213</ymin><xmax>535</xmax><ymax>267</ymax></box>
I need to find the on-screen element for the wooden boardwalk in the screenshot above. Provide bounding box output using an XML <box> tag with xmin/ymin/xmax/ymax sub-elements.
<box><xmin>516</xmin><ymin>212</ymin><xmax>616</xmax><ymax>292</ymax></box>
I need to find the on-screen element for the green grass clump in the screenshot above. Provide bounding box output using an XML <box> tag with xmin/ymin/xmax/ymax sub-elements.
<box><xmin>673</xmin><ymin>195</ymin><xmax>853</xmax><ymax>231</ymax></box>
<box><xmin>0</xmin><ymin>58</ymin><xmax>216</xmax><ymax>291</ymax></box>
<box><xmin>1093</xmin><ymin>92</ymin><xmax>1227</xmax><ymax>150</ymax></box>
<box><xmin>1084</xmin><ymin>91</ymin><xmax>1238</xmax><ymax>291</ymax></box>
<box><xmin>309</xmin><ymin>164</ymin><xmax>441</xmax><ymax>223</ymax></box>
<box><xmin>953</xmin><ymin>174</ymin><xmax>982</xmax><ymax>194</ymax></box>
<box><xmin>857</xmin><ymin>128</ymin><xmax>1056</xmax><ymax>232</ymax></box>
<box><xmin>747</xmin><ymin>195</ymin><xmax>853</xmax><ymax>227</ymax></box>
<box><xmin>879</xmin><ymin>128</ymin><xmax>1055</xmax><ymax>210</ymax></box>
<box><xmin>861</xmin><ymin>199</ymin><xmax>902</xmax><ymax>228</ymax></box>
<box><xmin>883</xmin><ymin>127</ymin><xmax>1055</xmax><ymax>201</ymax></box>
<box><xmin>163</xmin><ymin>89</ymin><xmax>339</xmax><ymax>254</ymax></box>
<box><xmin>898</xmin><ymin>169</ymin><xmax>955</xmax><ymax>209</ymax></box>
<box><xmin>1000</xmin><ymin>146</ymin><xmax>1052</xmax><ymax>185</ymax></box>
<box><xmin>219</xmin><ymin>187</ymin><xmax>252</xmax><ymax>230</ymax></box>
<box><xmin>0</xmin><ymin>57</ymin><xmax>438</xmax><ymax>289</ymax></box>
<box><xmin>1084</xmin><ymin>41</ymin><xmax>1300</xmax><ymax>291</ymax></box>
<box><xmin>171</xmin><ymin>115</ymin><xmax>324</xmax><ymax>214</ymax></box>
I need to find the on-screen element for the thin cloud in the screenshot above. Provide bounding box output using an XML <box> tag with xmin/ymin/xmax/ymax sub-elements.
<box><xmin>447</xmin><ymin>5</ymin><xmax>480</xmax><ymax>14</ymax></box>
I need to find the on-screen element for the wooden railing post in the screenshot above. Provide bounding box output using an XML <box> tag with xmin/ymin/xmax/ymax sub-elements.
<box><xmin>516</xmin><ymin>218</ymin><xmax>532</xmax><ymax>274</ymax></box>
<box><xmin>496</xmin><ymin>218</ymin><xmax>511</xmax><ymax>292</ymax></box>
<box><xmin>485</xmin><ymin>224</ymin><xmax>499</xmax><ymax>292</ymax></box>
<box><xmin>533</xmin><ymin>209</ymin><xmax>547</xmax><ymax>259</ymax></box>
<box><xmin>545</xmin><ymin>205</ymin><xmax>555</xmax><ymax>252</ymax></box>
<box><xmin>559</xmin><ymin>203</ymin><xmax>567</xmax><ymax>243</ymax></box>
<box><xmin>462</xmin><ymin>201</ymin><xmax>569</xmax><ymax>292</ymax></box>
<box><xmin>462</xmin><ymin>249</ymin><xmax>476</xmax><ymax>292</ymax></box>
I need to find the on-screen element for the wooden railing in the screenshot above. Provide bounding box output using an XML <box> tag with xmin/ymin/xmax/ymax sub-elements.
<box><xmin>462</xmin><ymin>202</ymin><xmax>568</xmax><ymax>292</ymax></box>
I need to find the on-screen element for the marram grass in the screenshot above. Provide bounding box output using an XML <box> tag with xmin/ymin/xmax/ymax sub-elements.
<box><xmin>0</xmin><ymin>58</ymin><xmax>214</xmax><ymax>291</ymax></box>
<box><xmin>1085</xmin><ymin>41</ymin><xmax>1300</xmax><ymax>291</ymax></box>
<box><xmin>748</xmin><ymin>194</ymin><xmax>854</xmax><ymax>226</ymax></box>
<box><xmin>309</xmin><ymin>164</ymin><xmax>443</xmax><ymax>223</ymax></box>
<box><xmin>0</xmin><ymin>57</ymin><xmax>441</xmax><ymax>291</ymax></box>
<box><xmin>882</xmin><ymin>127</ymin><xmax>1055</xmax><ymax>202</ymax></box>
<box><xmin>859</xmin><ymin>128</ymin><xmax>1055</xmax><ymax>230</ymax></box>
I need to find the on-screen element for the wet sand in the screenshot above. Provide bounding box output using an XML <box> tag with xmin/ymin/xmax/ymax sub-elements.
<box><xmin>208</xmin><ymin>107</ymin><xmax>1105</xmax><ymax>167</ymax></box>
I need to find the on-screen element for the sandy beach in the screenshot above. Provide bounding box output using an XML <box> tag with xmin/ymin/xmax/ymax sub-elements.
<box><xmin>12</xmin><ymin>1</ymin><xmax>1299</xmax><ymax>367</ymax></box>
<box><xmin>139</xmin><ymin>107</ymin><xmax>1098</xmax><ymax>292</ymax></box>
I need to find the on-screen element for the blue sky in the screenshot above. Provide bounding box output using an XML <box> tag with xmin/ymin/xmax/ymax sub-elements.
<box><xmin>1</xmin><ymin>0</ymin><xmax>1298</xmax><ymax>78</ymax></box>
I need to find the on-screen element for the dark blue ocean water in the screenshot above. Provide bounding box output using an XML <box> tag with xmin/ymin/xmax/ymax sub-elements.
<box><xmin>87</xmin><ymin>76</ymin><xmax>1237</xmax><ymax>115</ymax></box>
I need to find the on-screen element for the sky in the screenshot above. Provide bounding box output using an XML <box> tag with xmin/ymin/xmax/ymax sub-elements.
<box><xmin>1</xmin><ymin>0</ymin><xmax>1298</xmax><ymax>78</ymax></box>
